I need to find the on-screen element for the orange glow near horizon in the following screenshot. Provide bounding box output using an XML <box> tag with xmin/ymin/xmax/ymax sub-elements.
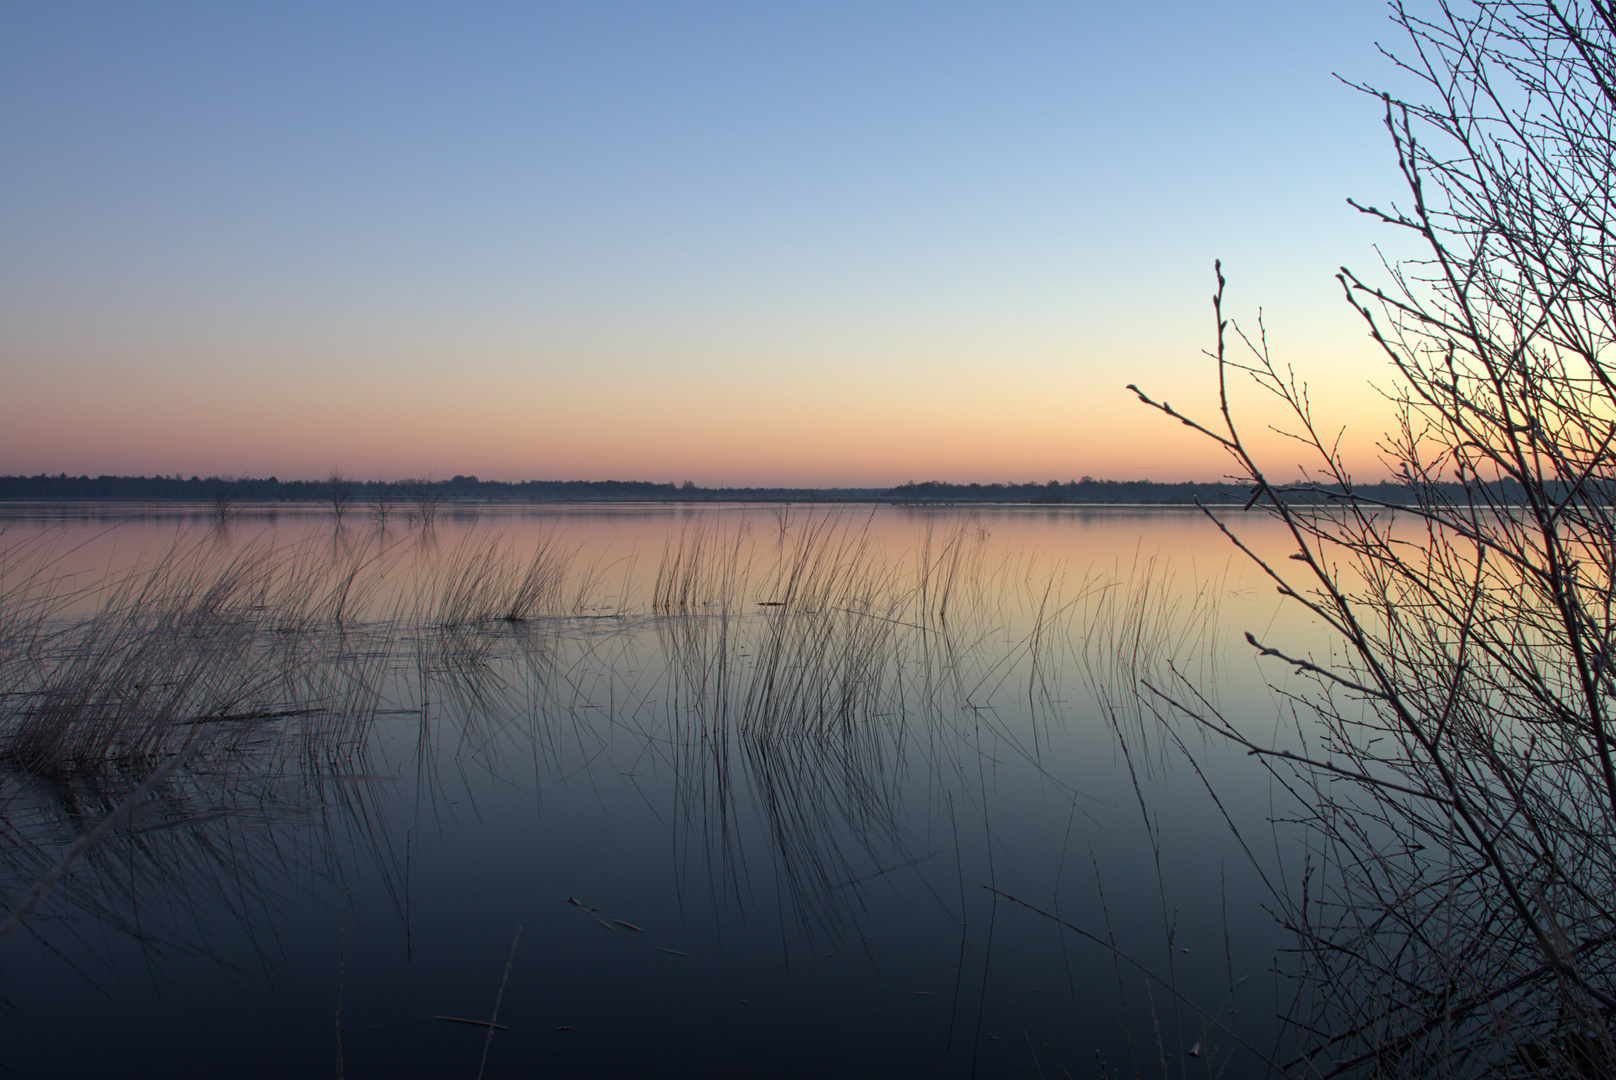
<box><xmin>0</xmin><ymin>321</ymin><xmax>1400</xmax><ymax>488</ymax></box>
<box><xmin>1</xmin><ymin>3</ymin><xmax>1410</xmax><ymax>491</ymax></box>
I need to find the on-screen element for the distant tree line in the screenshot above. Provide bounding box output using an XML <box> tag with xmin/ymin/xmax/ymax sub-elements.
<box><xmin>890</xmin><ymin>478</ymin><xmax>1254</xmax><ymax>503</ymax></box>
<box><xmin>895</xmin><ymin>477</ymin><xmax>1540</xmax><ymax>505</ymax></box>
<box><xmin>0</xmin><ymin>471</ymin><xmax>1513</xmax><ymax>506</ymax></box>
<box><xmin>0</xmin><ymin>474</ymin><xmax>686</xmax><ymax>503</ymax></box>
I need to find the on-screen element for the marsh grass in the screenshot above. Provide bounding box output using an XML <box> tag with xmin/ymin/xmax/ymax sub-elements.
<box><xmin>0</xmin><ymin>510</ymin><xmax>1221</xmax><ymax>842</ymax></box>
<box><xmin>1077</xmin><ymin>550</ymin><xmax>1226</xmax><ymax>767</ymax></box>
<box><xmin>0</xmin><ymin>537</ymin><xmax>411</xmax><ymax>774</ymax></box>
<box><xmin>638</xmin><ymin>509</ymin><xmax>1232</xmax><ymax>962</ymax></box>
<box><xmin>0</xmin><ymin>509</ymin><xmax>1235</xmax><ymax>1073</ymax></box>
<box><xmin>11</xmin><ymin>545</ymin><xmax>285</xmax><ymax>770</ymax></box>
<box><xmin>643</xmin><ymin>509</ymin><xmax>1226</xmax><ymax>777</ymax></box>
<box><xmin>420</xmin><ymin>528</ymin><xmax>575</xmax><ymax>629</ymax></box>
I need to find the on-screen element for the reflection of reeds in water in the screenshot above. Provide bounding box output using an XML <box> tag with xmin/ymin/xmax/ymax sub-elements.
<box><xmin>656</xmin><ymin>512</ymin><xmax>998</xmax><ymax>737</ymax></box>
<box><xmin>0</xmin><ymin>525</ymin><xmax>607</xmax><ymax>773</ymax></box>
<box><xmin>646</xmin><ymin>511</ymin><xmax>1224</xmax><ymax>944</ymax></box>
<box><xmin>1075</xmin><ymin>550</ymin><xmax>1224</xmax><ymax>762</ymax></box>
<box><xmin>0</xmin><ymin>623</ymin><xmax>407</xmax><ymax>988</ymax></box>
<box><xmin>0</xmin><ymin>512</ymin><xmax>1225</xmax><ymax>992</ymax></box>
<box><xmin>644</xmin><ymin>512</ymin><xmax>964</xmax><ymax>941</ymax></box>
<box><xmin>7</xmin><ymin>512</ymin><xmax>1150</xmax><ymax>775</ymax></box>
<box><xmin>1</xmin><ymin>538</ymin><xmax>405</xmax><ymax>773</ymax></box>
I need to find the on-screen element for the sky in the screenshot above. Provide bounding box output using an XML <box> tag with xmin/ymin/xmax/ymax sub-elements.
<box><xmin>2</xmin><ymin>1</ymin><xmax>1428</xmax><ymax>486</ymax></box>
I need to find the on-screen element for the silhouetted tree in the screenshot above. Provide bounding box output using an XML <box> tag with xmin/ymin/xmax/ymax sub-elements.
<box><xmin>369</xmin><ymin>481</ymin><xmax>395</xmax><ymax>525</ymax></box>
<box><xmin>209</xmin><ymin>476</ymin><xmax>236</xmax><ymax>523</ymax></box>
<box><xmin>412</xmin><ymin>476</ymin><xmax>439</xmax><ymax>528</ymax></box>
<box><xmin>328</xmin><ymin>469</ymin><xmax>354</xmax><ymax>524</ymax></box>
<box><xmin>1133</xmin><ymin>3</ymin><xmax>1616</xmax><ymax>1076</ymax></box>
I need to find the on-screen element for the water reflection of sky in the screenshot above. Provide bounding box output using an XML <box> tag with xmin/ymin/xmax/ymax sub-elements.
<box><xmin>1</xmin><ymin>504</ymin><xmax>1333</xmax><ymax>1077</ymax></box>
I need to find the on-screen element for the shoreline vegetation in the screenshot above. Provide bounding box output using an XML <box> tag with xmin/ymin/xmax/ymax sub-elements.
<box><xmin>0</xmin><ymin>472</ymin><xmax>1482</xmax><ymax>507</ymax></box>
<box><xmin>0</xmin><ymin>507</ymin><xmax>1240</xmax><ymax>1077</ymax></box>
<box><xmin>0</xmin><ymin>511</ymin><xmax>1209</xmax><ymax>775</ymax></box>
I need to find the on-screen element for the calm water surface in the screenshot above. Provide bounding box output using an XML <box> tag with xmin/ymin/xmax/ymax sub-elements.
<box><xmin>0</xmin><ymin>503</ymin><xmax>1323</xmax><ymax>1078</ymax></box>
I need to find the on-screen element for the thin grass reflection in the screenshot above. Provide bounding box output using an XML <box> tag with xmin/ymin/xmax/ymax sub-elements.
<box><xmin>0</xmin><ymin>509</ymin><xmax>1230</xmax><ymax>1059</ymax></box>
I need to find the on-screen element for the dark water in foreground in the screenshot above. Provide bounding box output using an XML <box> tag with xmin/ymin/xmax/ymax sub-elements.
<box><xmin>0</xmin><ymin>504</ymin><xmax>1315</xmax><ymax>1078</ymax></box>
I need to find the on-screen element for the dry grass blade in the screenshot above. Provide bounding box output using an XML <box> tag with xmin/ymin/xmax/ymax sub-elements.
<box><xmin>477</xmin><ymin>926</ymin><xmax>521</xmax><ymax>1080</ymax></box>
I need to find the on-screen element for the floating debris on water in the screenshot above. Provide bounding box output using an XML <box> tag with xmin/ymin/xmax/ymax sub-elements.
<box><xmin>432</xmin><ymin>1017</ymin><xmax>509</xmax><ymax>1031</ymax></box>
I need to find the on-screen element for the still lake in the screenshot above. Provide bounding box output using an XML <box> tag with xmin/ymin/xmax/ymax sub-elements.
<box><xmin>0</xmin><ymin>502</ymin><xmax>1321</xmax><ymax>1078</ymax></box>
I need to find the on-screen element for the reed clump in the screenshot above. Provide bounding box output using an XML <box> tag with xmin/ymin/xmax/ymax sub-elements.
<box><xmin>653</xmin><ymin>509</ymin><xmax>1213</xmax><ymax>743</ymax></box>
<box><xmin>657</xmin><ymin>512</ymin><xmax>926</xmax><ymax>739</ymax></box>
<box><xmin>0</xmin><ymin>525</ymin><xmax>620</xmax><ymax>778</ymax></box>
<box><xmin>652</xmin><ymin>515</ymin><xmax>751</xmax><ymax>616</ymax></box>
<box><xmin>3</xmin><ymin>511</ymin><xmax>1213</xmax><ymax>792</ymax></box>
<box><xmin>8</xmin><ymin>543</ymin><xmax>287</xmax><ymax>771</ymax></box>
<box><xmin>649</xmin><ymin>509</ymin><xmax>1225</xmax><ymax>963</ymax></box>
<box><xmin>417</xmin><ymin>528</ymin><xmax>575</xmax><ymax>628</ymax></box>
<box><xmin>0</xmin><ymin>539</ymin><xmax>401</xmax><ymax>775</ymax></box>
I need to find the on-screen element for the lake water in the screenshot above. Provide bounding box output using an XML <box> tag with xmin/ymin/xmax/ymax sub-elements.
<box><xmin>0</xmin><ymin>503</ymin><xmax>1322</xmax><ymax>1078</ymax></box>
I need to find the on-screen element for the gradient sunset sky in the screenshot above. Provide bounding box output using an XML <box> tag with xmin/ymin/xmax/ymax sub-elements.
<box><xmin>3</xmin><ymin>2</ymin><xmax>1423</xmax><ymax>486</ymax></box>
